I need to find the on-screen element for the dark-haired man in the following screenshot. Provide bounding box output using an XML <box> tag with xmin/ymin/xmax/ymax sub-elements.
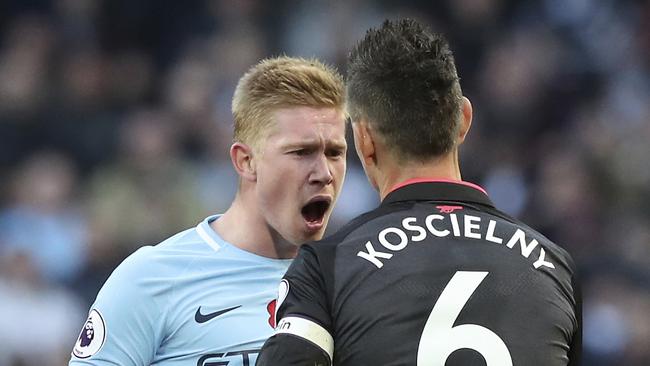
<box><xmin>257</xmin><ymin>19</ymin><xmax>581</xmax><ymax>366</ymax></box>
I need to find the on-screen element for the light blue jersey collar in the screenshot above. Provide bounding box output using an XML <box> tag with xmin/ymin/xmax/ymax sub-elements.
<box><xmin>196</xmin><ymin>215</ymin><xmax>293</xmax><ymax>266</ymax></box>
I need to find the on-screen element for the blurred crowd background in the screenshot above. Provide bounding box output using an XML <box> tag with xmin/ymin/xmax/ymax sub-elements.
<box><xmin>0</xmin><ymin>0</ymin><xmax>648</xmax><ymax>365</ymax></box>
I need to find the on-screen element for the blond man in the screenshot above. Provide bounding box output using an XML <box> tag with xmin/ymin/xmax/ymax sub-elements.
<box><xmin>69</xmin><ymin>57</ymin><xmax>347</xmax><ymax>366</ymax></box>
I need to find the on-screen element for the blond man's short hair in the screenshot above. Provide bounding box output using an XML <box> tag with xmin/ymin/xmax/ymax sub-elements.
<box><xmin>232</xmin><ymin>56</ymin><xmax>346</xmax><ymax>148</ymax></box>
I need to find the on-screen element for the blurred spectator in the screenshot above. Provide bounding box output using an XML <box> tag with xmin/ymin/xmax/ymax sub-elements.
<box><xmin>0</xmin><ymin>151</ymin><xmax>88</xmax><ymax>284</ymax></box>
<box><xmin>583</xmin><ymin>274</ymin><xmax>650</xmax><ymax>365</ymax></box>
<box><xmin>0</xmin><ymin>251</ymin><xmax>85</xmax><ymax>366</ymax></box>
<box><xmin>282</xmin><ymin>0</ymin><xmax>385</xmax><ymax>65</ymax></box>
<box><xmin>0</xmin><ymin>15</ymin><xmax>54</xmax><ymax>117</ymax></box>
<box><xmin>483</xmin><ymin>163</ymin><xmax>529</xmax><ymax>217</ymax></box>
<box><xmin>84</xmin><ymin>108</ymin><xmax>202</xmax><ymax>257</ymax></box>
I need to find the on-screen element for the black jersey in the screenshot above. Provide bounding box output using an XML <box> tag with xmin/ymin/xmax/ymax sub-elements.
<box><xmin>257</xmin><ymin>181</ymin><xmax>581</xmax><ymax>366</ymax></box>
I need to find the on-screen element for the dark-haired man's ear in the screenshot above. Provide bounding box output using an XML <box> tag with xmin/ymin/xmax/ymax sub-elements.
<box><xmin>352</xmin><ymin>120</ymin><xmax>376</xmax><ymax>167</ymax></box>
<box><xmin>230</xmin><ymin>142</ymin><xmax>257</xmax><ymax>181</ymax></box>
<box><xmin>352</xmin><ymin>119</ymin><xmax>380</xmax><ymax>191</ymax></box>
<box><xmin>457</xmin><ymin>96</ymin><xmax>473</xmax><ymax>145</ymax></box>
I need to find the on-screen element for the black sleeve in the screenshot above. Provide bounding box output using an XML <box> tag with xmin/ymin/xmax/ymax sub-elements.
<box><xmin>257</xmin><ymin>245</ymin><xmax>334</xmax><ymax>365</ymax></box>
<box><xmin>567</xmin><ymin>273</ymin><xmax>582</xmax><ymax>366</ymax></box>
<box><xmin>256</xmin><ymin>334</ymin><xmax>331</xmax><ymax>366</ymax></box>
<box><xmin>274</xmin><ymin>244</ymin><xmax>332</xmax><ymax>329</ymax></box>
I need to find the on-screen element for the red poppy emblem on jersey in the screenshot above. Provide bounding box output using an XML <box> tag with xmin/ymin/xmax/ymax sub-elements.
<box><xmin>437</xmin><ymin>205</ymin><xmax>464</xmax><ymax>213</ymax></box>
<box><xmin>267</xmin><ymin>299</ymin><xmax>277</xmax><ymax>328</ymax></box>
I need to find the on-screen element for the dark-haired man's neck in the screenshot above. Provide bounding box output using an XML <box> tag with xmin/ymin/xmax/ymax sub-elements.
<box><xmin>376</xmin><ymin>151</ymin><xmax>461</xmax><ymax>201</ymax></box>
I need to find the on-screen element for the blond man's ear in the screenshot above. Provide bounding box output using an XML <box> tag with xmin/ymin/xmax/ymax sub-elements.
<box><xmin>230</xmin><ymin>142</ymin><xmax>257</xmax><ymax>182</ymax></box>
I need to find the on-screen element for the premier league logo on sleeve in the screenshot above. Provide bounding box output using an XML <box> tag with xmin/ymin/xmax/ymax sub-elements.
<box><xmin>72</xmin><ymin>309</ymin><xmax>106</xmax><ymax>358</ymax></box>
<box><xmin>80</xmin><ymin>320</ymin><xmax>94</xmax><ymax>347</ymax></box>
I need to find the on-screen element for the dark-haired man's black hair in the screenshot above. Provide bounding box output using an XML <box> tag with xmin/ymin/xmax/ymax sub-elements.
<box><xmin>347</xmin><ymin>18</ymin><xmax>463</xmax><ymax>162</ymax></box>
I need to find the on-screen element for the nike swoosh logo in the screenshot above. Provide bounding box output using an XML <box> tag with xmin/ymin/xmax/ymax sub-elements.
<box><xmin>195</xmin><ymin>305</ymin><xmax>242</xmax><ymax>324</ymax></box>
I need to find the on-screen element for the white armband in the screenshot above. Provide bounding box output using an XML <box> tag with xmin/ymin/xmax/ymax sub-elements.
<box><xmin>275</xmin><ymin>316</ymin><xmax>334</xmax><ymax>361</ymax></box>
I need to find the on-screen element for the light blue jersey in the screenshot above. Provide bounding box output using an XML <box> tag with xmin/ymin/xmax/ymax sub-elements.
<box><xmin>69</xmin><ymin>215</ymin><xmax>291</xmax><ymax>366</ymax></box>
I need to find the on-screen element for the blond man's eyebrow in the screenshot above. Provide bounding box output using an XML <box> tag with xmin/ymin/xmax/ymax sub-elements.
<box><xmin>281</xmin><ymin>138</ymin><xmax>346</xmax><ymax>149</ymax></box>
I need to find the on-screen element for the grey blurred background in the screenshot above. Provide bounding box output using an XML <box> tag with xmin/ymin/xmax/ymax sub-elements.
<box><xmin>0</xmin><ymin>0</ymin><xmax>648</xmax><ymax>365</ymax></box>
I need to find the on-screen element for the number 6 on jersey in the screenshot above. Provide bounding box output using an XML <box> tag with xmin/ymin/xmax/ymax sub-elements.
<box><xmin>417</xmin><ymin>271</ymin><xmax>513</xmax><ymax>365</ymax></box>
